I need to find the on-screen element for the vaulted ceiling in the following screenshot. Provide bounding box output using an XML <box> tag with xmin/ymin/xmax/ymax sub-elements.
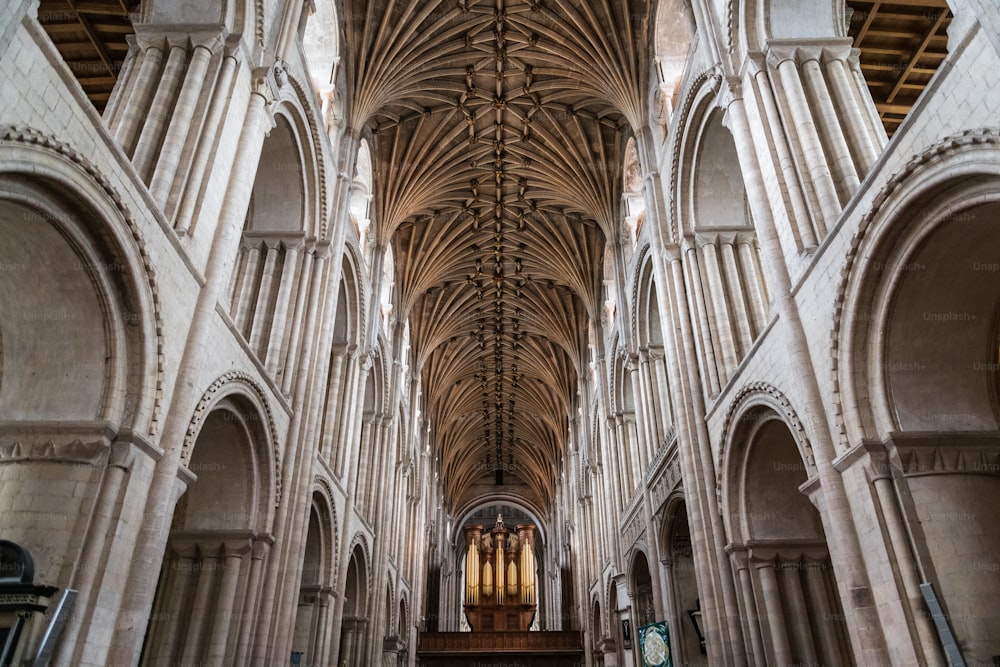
<box><xmin>341</xmin><ymin>0</ymin><xmax>651</xmax><ymax>512</ymax></box>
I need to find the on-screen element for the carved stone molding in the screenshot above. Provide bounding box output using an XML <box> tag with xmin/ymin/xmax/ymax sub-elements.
<box><xmin>182</xmin><ymin>371</ymin><xmax>282</xmax><ymax>505</ymax></box>
<box><xmin>718</xmin><ymin>381</ymin><xmax>818</xmax><ymax>508</ymax></box>
<box><xmin>885</xmin><ymin>433</ymin><xmax>1000</xmax><ymax>477</ymax></box>
<box><xmin>0</xmin><ymin>421</ymin><xmax>116</xmax><ymax>466</ymax></box>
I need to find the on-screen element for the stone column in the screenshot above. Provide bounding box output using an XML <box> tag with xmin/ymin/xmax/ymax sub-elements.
<box><xmin>719</xmin><ymin>235</ymin><xmax>754</xmax><ymax>353</ymax></box>
<box><xmin>754</xmin><ymin>557</ymin><xmax>793</xmax><ymax>665</ymax></box>
<box><xmin>233</xmin><ymin>537</ymin><xmax>271</xmax><ymax>666</ymax></box>
<box><xmin>149</xmin><ymin>40</ymin><xmax>216</xmax><ymax>207</ymax></box>
<box><xmin>232</xmin><ymin>240</ymin><xmax>263</xmax><ymax>332</ymax></box>
<box><xmin>682</xmin><ymin>242</ymin><xmax>722</xmax><ymax>395</ymax></box>
<box><xmin>698</xmin><ymin>237</ymin><xmax>739</xmax><ymax>377</ymax></box>
<box><xmin>178</xmin><ymin>545</ymin><xmax>219</xmax><ymax>665</ymax></box>
<box><xmin>771</xmin><ymin>51</ymin><xmax>841</xmax><ymax>231</ymax></box>
<box><xmin>729</xmin><ymin>548</ymin><xmax>766</xmax><ymax>666</ymax></box>
<box><xmin>781</xmin><ymin>557</ymin><xmax>819</xmax><ymax>666</ymax></box>
<box><xmin>132</xmin><ymin>41</ymin><xmax>188</xmax><ymax>180</ymax></box>
<box><xmin>112</xmin><ymin>38</ymin><xmax>164</xmax><ymax>153</ymax></box>
<box><xmin>321</xmin><ymin>346</ymin><xmax>347</xmax><ymax>459</ymax></box>
<box><xmin>175</xmin><ymin>49</ymin><xmax>239</xmax><ymax>233</ymax></box>
<box><xmin>802</xmin><ymin>558</ymin><xmax>843</xmax><ymax>666</ymax></box>
<box><xmin>799</xmin><ymin>52</ymin><xmax>860</xmax><ymax>201</ymax></box>
<box><xmin>248</xmin><ymin>240</ymin><xmax>282</xmax><ymax>352</ymax></box>
<box><xmin>265</xmin><ymin>240</ymin><xmax>303</xmax><ymax>374</ymax></box>
<box><xmin>203</xmin><ymin>539</ymin><xmax>251</xmax><ymax>663</ymax></box>
<box><xmin>148</xmin><ymin>546</ymin><xmax>196</xmax><ymax>667</ymax></box>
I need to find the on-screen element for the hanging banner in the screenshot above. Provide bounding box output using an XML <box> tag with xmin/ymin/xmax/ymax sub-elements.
<box><xmin>638</xmin><ymin>621</ymin><xmax>672</xmax><ymax>667</ymax></box>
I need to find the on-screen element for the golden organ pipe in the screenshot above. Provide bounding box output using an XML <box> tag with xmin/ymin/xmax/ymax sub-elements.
<box><xmin>482</xmin><ymin>559</ymin><xmax>493</xmax><ymax>598</ymax></box>
<box><xmin>495</xmin><ymin>541</ymin><xmax>504</xmax><ymax>604</ymax></box>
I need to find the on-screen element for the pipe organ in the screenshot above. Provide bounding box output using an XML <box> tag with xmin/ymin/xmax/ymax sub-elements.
<box><xmin>462</xmin><ymin>516</ymin><xmax>537</xmax><ymax>631</ymax></box>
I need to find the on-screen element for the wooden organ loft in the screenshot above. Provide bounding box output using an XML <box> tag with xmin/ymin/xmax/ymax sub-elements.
<box><xmin>463</xmin><ymin>516</ymin><xmax>538</xmax><ymax>632</ymax></box>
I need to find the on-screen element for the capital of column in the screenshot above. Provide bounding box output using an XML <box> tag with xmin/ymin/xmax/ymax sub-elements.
<box><xmin>832</xmin><ymin>438</ymin><xmax>891</xmax><ymax>481</ymax></box>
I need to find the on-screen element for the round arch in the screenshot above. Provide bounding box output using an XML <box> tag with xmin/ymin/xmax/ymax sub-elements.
<box><xmin>719</xmin><ymin>397</ymin><xmax>851</xmax><ymax>666</ymax></box>
<box><xmin>452</xmin><ymin>496</ymin><xmax>549</xmax><ymax>548</ymax></box>
<box><xmin>339</xmin><ymin>539</ymin><xmax>371</xmax><ymax>665</ymax></box>
<box><xmin>142</xmin><ymin>390</ymin><xmax>278</xmax><ymax>665</ymax></box>
<box><xmin>657</xmin><ymin>493</ymin><xmax>703</xmax><ymax>664</ymax></box>
<box><xmin>834</xmin><ymin>133</ymin><xmax>1000</xmax><ymax>663</ymax></box>
<box><xmin>627</xmin><ymin>547</ymin><xmax>656</xmax><ymax>627</ymax></box>
<box><xmin>836</xmin><ymin>132</ymin><xmax>1000</xmax><ymax>440</ymax></box>
<box><xmin>0</xmin><ymin>131</ymin><xmax>163</xmax><ymax>431</ymax></box>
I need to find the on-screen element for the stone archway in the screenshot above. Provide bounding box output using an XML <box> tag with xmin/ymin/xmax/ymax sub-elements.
<box><xmin>141</xmin><ymin>396</ymin><xmax>275</xmax><ymax>666</ymax></box>
<box><xmin>725</xmin><ymin>415</ymin><xmax>852</xmax><ymax>666</ymax></box>
<box><xmin>661</xmin><ymin>499</ymin><xmax>704</xmax><ymax>665</ymax></box>
<box><xmin>291</xmin><ymin>493</ymin><xmax>336</xmax><ymax>666</ymax></box>
<box><xmin>859</xmin><ymin>198</ymin><xmax>1000</xmax><ymax>663</ymax></box>
<box><xmin>338</xmin><ymin>543</ymin><xmax>369</xmax><ymax>666</ymax></box>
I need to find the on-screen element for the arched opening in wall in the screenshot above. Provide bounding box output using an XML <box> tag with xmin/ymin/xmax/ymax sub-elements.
<box><xmin>301</xmin><ymin>0</ymin><xmax>340</xmax><ymax>97</ymax></box>
<box><xmin>141</xmin><ymin>400</ymin><xmax>273</xmax><ymax>666</ymax></box>
<box><xmin>592</xmin><ymin>600</ymin><xmax>604</xmax><ymax>667</ymax></box>
<box><xmin>0</xmin><ymin>199</ymin><xmax>112</xmax><ymax>422</ymax></box>
<box><xmin>630</xmin><ymin>551</ymin><xmax>655</xmax><ymax>627</ymax></box>
<box><xmin>291</xmin><ymin>494</ymin><xmax>335</xmax><ymax>667</ymax></box>
<box><xmin>320</xmin><ymin>257</ymin><xmax>360</xmax><ymax>475</ymax></box>
<box><xmin>608</xmin><ymin>580</ymin><xmax>625</xmax><ymax>665</ymax></box>
<box><xmin>692</xmin><ymin>115</ymin><xmax>749</xmax><ymax>230</ymax></box>
<box><xmin>379</xmin><ymin>244</ymin><xmax>396</xmax><ymax>330</ymax></box>
<box><xmin>355</xmin><ymin>353</ymin><xmax>386</xmax><ymax>519</ymax></box>
<box><xmin>726</xmin><ymin>416</ymin><xmax>852</xmax><ymax>666</ymax></box>
<box><xmin>36</xmin><ymin>0</ymin><xmax>138</xmax><ymax>113</ymax></box>
<box><xmin>846</xmin><ymin>0</ymin><xmax>952</xmax><ymax>137</ymax></box>
<box><xmin>869</xmin><ymin>199</ymin><xmax>1000</xmax><ymax>664</ymax></box>
<box><xmin>637</xmin><ymin>258</ymin><xmax>675</xmax><ymax>455</ymax></box>
<box><xmin>614</xmin><ymin>351</ymin><xmax>641</xmax><ymax>500</ymax></box>
<box><xmin>0</xmin><ymin>175</ymin><xmax>152</xmax><ymax>617</ymax></box>
<box><xmin>662</xmin><ymin>499</ymin><xmax>705</xmax><ymax>665</ymax></box>
<box><xmin>622</xmin><ymin>138</ymin><xmax>645</xmax><ymax>253</ymax></box>
<box><xmin>229</xmin><ymin>115</ymin><xmax>308</xmax><ymax>368</ymax></box>
<box><xmin>350</xmin><ymin>140</ymin><xmax>374</xmax><ymax>266</ymax></box>
<box><xmin>339</xmin><ymin>544</ymin><xmax>369</xmax><ymax>665</ymax></box>
<box><xmin>398</xmin><ymin>598</ymin><xmax>408</xmax><ymax>658</ymax></box>
<box><xmin>450</xmin><ymin>502</ymin><xmax>547</xmax><ymax>631</ymax></box>
<box><xmin>652</xmin><ymin>0</ymin><xmax>695</xmax><ymax>140</ymax></box>
<box><xmin>685</xmin><ymin>112</ymin><xmax>769</xmax><ymax>387</ymax></box>
<box><xmin>383</xmin><ymin>584</ymin><xmax>393</xmax><ymax>641</ymax></box>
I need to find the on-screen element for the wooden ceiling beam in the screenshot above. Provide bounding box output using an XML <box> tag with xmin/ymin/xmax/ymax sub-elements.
<box><xmin>851</xmin><ymin>0</ymin><xmax>949</xmax><ymax>7</ymax></box>
<box><xmin>886</xmin><ymin>8</ymin><xmax>949</xmax><ymax>104</ymax></box>
<box><xmin>63</xmin><ymin>0</ymin><xmax>119</xmax><ymax>84</ymax></box>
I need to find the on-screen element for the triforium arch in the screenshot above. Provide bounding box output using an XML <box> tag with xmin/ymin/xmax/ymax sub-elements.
<box><xmin>632</xmin><ymin>249</ymin><xmax>676</xmax><ymax>452</ymax></box>
<box><xmin>143</xmin><ymin>382</ymin><xmax>278</xmax><ymax>666</ymax></box>
<box><xmin>671</xmin><ymin>81</ymin><xmax>770</xmax><ymax>392</ymax></box>
<box><xmin>320</xmin><ymin>249</ymin><xmax>365</xmax><ymax>475</ymax></box>
<box><xmin>229</xmin><ymin>102</ymin><xmax>322</xmax><ymax>372</ymax></box>
<box><xmin>720</xmin><ymin>390</ymin><xmax>851</xmax><ymax>667</ymax></box>
<box><xmin>835</xmin><ymin>136</ymin><xmax>1000</xmax><ymax>665</ymax></box>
